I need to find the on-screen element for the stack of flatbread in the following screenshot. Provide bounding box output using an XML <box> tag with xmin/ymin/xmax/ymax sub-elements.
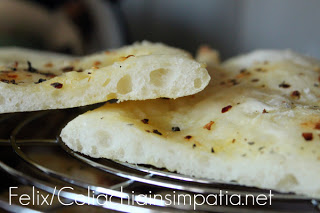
<box><xmin>2</xmin><ymin>41</ymin><xmax>320</xmax><ymax>199</ymax></box>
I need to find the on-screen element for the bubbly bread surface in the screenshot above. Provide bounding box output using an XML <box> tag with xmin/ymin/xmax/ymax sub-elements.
<box><xmin>61</xmin><ymin>49</ymin><xmax>320</xmax><ymax>198</ymax></box>
<box><xmin>0</xmin><ymin>41</ymin><xmax>210</xmax><ymax>113</ymax></box>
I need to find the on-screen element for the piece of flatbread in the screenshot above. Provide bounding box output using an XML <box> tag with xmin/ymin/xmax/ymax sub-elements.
<box><xmin>61</xmin><ymin>48</ymin><xmax>320</xmax><ymax>198</ymax></box>
<box><xmin>0</xmin><ymin>41</ymin><xmax>210</xmax><ymax>113</ymax></box>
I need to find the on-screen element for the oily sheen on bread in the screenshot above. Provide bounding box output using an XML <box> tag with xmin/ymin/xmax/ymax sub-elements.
<box><xmin>0</xmin><ymin>41</ymin><xmax>210</xmax><ymax>113</ymax></box>
<box><xmin>61</xmin><ymin>49</ymin><xmax>320</xmax><ymax>198</ymax></box>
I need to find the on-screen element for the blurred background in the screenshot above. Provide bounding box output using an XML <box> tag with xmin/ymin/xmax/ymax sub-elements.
<box><xmin>0</xmin><ymin>0</ymin><xmax>319</xmax><ymax>59</ymax></box>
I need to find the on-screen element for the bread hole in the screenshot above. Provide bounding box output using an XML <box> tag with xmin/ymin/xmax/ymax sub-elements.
<box><xmin>194</xmin><ymin>78</ymin><xmax>202</xmax><ymax>89</ymax></box>
<box><xmin>276</xmin><ymin>174</ymin><xmax>298</xmax><ymax>189</ymax></box>
<box><xmin>117</xmin><ymin>75</ymin><xmax>132</xmax><ymax>94</ymax></box>
<box><xmin>150</xmin><ymin>68</ymin><xmax>169</xmax><ymax>87</ymax></box>
<box><xmin>103</xmin><ymin>78</ymin><xmax>111</xmax><ymax>87</ymax></box>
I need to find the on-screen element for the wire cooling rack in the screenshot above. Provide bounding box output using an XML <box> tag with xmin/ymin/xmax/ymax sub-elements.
<box><xmin>0</xmin><ymin>108</ymin><xmax>319</xmax><ymax>212</ymax></box>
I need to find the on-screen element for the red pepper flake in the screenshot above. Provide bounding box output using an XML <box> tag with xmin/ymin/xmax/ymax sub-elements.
<box><xmin>7</xmin><ymin>74</ymin><xmax>17</xmax><ymax>79</ymax></box>
<box><xmin>45</xmin><ymin>62</ymin><xmax>53</xmax><ymax>68</ymax></box>
<box><xmin>192</xmin><ymin>144</ymin><xmax>196</xmax><ymax>148</ymax></box>
<box><xmin>203</xmin><ymin>121</ymin><xmax>214</xmax><ymax>130</ymax></box>
<box><xmin>290</xmin><ymin>90</ymin><xmax>300</xmax><ymax>99</ymax></box>
<box><xmin>185</xmin><ymin>135</ymin><xmax>192</xmax><ymax>140</ymax></box>
<box><xmin>315</xmin><ymin>123</ymin><xmax>320</xmax><ymax>130</ymax></box>
<box><xmin>141</xmin><ymin>119</ymin><xmax>149</xmax><ymax>124</ymax></box>
<box><xmin>302</xmin><ymin>132</ymin><xmax>313</xmax><ymax>141</ymax></box>
<box><xmin>46</xmin><ymin>74</ymin><xmax>56</xmax><ymax>78</ymax></box>
<box><xmin>153</xmin><ymin>129</ymin><xmax>162</xmax><ymax>135</ymax></box>
<box><xmin>262</xmin><ymin>109</ymin><xmax>268</xmax><ymax>113</ymax></box>
<box><xmin>62</xmin><ymin>66</ymin><xmax>74</xmax><ymax>72</ymax></box>
<box><xmin>50</xmin><ymin>82</ymin><xmax>63</xmax><ymax>89</ymax></box>
<box><xmin>94</xmin><ymin>61</ymin><xmax>101</xmax><ymax>66</ymax></box>
<box><xmin>145</xmin><ymin>130</ymin><xmax>151</xmax><ymax>133</ymax></box>
<box><xmin>279</xmin><ymin>81</ymin><xmax>291</xmax><ymax>88</ymax></box>
<box><xmin>119</xmin><ymin>55</ymin><xmax>135</xmax><ymax>61</ymax></box>
<box><xmin>232</xmin><ymin>139</ymin><xmax>236</xmax><ymax>143</ymax></box>
<box><xmin>318</xmin><ymin>76</ymin><xmax>320</xmax><ymax>82</ymax></box>
<box><xmin>221</xmin><ymin>105</ymin><xmax>232</xmax><ymax>113</ymax></box>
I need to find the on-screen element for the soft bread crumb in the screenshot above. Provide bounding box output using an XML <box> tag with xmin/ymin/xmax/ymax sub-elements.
<box><xmin>0</xmin><ymin>41</ymin><xmax>210</xmax><ymax>113</ymax></box>
<box><xmin>61</xmin><ymin>49</ymin><xmax>320</xmax><ymax>199</ymax></box>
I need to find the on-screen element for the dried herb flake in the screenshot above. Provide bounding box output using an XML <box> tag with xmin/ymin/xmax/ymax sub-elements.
<box><xmin>153</xmin><ymin>129</ymin><xmax>162</xmax><ymax>135</ymax></box>
<box><xmin>141</xmin><ymin>119</ymin><xmax>149</xmax><ymax>124</ymax></box>
<box><xmin>27</xmin><ymin>61</ymin><xmax>37</xmax><ymax>73</ymax></box>
<box><xmin>172</xmin><ymin>127</ymin><xmax>180</xmax><ymax>132</ymax></box>
<box><xmin>279</xmin><ymin>81</ymin><xmax>291</xmax><ymax>88</ymax></box>
<box><xmin>50</xmin><ymin>82</ymin><xmax>63</xmax><ymax>89</ymax></box>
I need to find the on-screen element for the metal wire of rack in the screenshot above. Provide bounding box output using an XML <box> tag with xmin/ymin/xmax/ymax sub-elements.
<box><xmin>0</xmin><ymin>109</ymin><xmax>319</xmax><ymax>212</ymax></box>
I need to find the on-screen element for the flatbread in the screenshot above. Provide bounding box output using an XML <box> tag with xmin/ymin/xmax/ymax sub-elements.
<box><xmin>0</xmin><ymin>41</ymin><xmax>210</xmax><ymax>113</ymax></box>
<box><xmin>61</xmin><ymin>48</ymin><xmax>320</xmax><ymax>198</ymax></box>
